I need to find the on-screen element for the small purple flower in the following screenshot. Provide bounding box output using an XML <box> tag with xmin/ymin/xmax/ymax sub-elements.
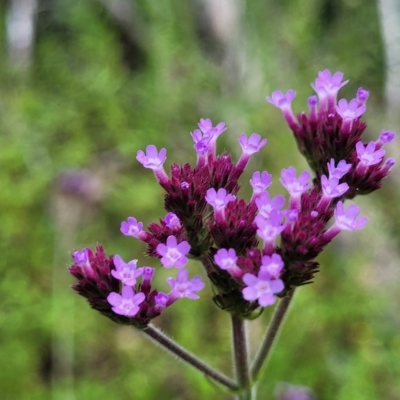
<box><xmin>375</xmin><ymin>130</ymin><xmax>396</xmax><ymax>149</ymax></box>
<box><xmin>266</xmin><ymin>90</ymin><xmax>296</xmax><ymax>109</ymax></box>
<box><xmin>334</xmin><ymin>201</ymin><xmax>368</xmax><ymax>231</ymax></box>
<box><xmin>327</xmin><ymin>159</ymin><xmax>352</xmax><ymax>179</ymax></box>
<box><xmin>321</xmin><ymin>175</ymin><xmax>349</xmax><ymax>199</ymax></box>
<box><xmin>72</xmin><ymin>248</ymin><xmax>94</xmax><ymax>278</ymax></box>
<box><xmin>167</xmin><ymin>269</ymin><xmax>205</xmax><ymax>300</ymax></box>
<box><xmin>205</xmin><ymin>188</ymin><xmax>235</xmax><ymax>210</ymax></box>
<box><xmin>73</xmin><ymin>248</ymin><xmax>90</xmax><ymax>268</ymax></box>
<box><xmin>357</xmin><ymin>87</ymin><xmax>369</xmax><ymax>104</ymax></box>
<box><xmin>214</xmin><ymin>248</ymin><xmax>238</xmax><ymax>270</ymax></box>
<box><xmin>111</xmin><ymin>254</ymin><xmax>143</xmax><ymax>286</ymax></box>
<box><xmin>308</xmin><ymin>95</ymin><xmax>318</xmax><ymax>121</ymax></box>
<box><xmin>260</xmin><ymin>253</ymin><xmax>284</xmax><ymax>279</ymax></box>
<box><xmin>242</xmin><ymin>270</ymin><xmax>284</xmax><ymax>307</ymax></box>
<box><xmin>142</xmin><ymin>266</ymin><xmax>155</xmax><ymax>282</ymax></box>
<box><xmin>154</xmin><ymin>292</ymin><xmax>169</xmax><ymax>312</ymax></box>
<box><xmin>238</xmin><ymin>133</ymin><xmax>267</xmax><ymax>155</ymax></box>
<box><xmin>381</xmin><ymin>157</ymin><xmax>395</xmax><ymax>175</ymax></box>
<box><xmin>255</xmin><ymin>211</ymin><xmax>286</xmax><ymax>251</ymax></box>
<box><xmin>120</xmin><ymin>217</ymin><xmax>143</xmax><ymax>237</ymax></box>
<box><xmin>198</xmin><ymin>118</ymin><xmax>226</xmax><ymax>137</ymax></box>
<box><xmin>311</xmin><ymin>70</ymin><xmax>349</xmax><ymax>113</ymax></box>
<box><xmin>107</xmin><ymin>286</ymin><xmax>145</xmax><ymax>317</ymax></box>
<box><xmin>214</xmin><ymin>248</ymin><xmax>243</xmax><ymax>277</ymax></box>
<box><xmin>280</xmin><ymin>167</ymin><xmax>311</xmax><ymax>199</ymax></box>
<box><xmin>181</xmin><ymin>181</ymin><xmax>190</xmax><ymax>190</ymax></box>
<box><xmin>136</xmin><ymin>145</ymin><xmax>167</xmax><ymax>170</ymax></box>
<box><xmin>266</xmin><ymin>90</ymin><xmax>298</xmax><ymax>129</ymax></box>
<box><xmin>250</xmin><ymin>171</ymin><xmax>272</xmax><ymax>195</ymax></box>
<box><xmin>255</xmin><ymin>192</ymin><xmax>286</xmax><ymax>219</ymax></box>
<box><xmin>312</xmin><ymin>70</ymin><xmax>348</xmax><ymax>95</ymax></box>
<box><xmin>164</xmin><ymin>212</ymin><xmax>182</xmax><ymax>230</ymax></box>
<box><xmin>156</xmin><ymin>235</ymin><xmax>191</xmax><ymax>268</ymax></box>
<box><xmin>356</xmin><ymin>141</ymin><xmax>386</xmax><ymax>166</ymax></box>
<box><xmin>336</xmin><ymin>98</ymin><xmax>366</xmax><ymax>120</ymax></box>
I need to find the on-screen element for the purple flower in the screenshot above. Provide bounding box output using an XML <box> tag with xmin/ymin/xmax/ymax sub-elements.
<box><xmin>334</xmin><ymin>201</ymin><xmax>368</xmax><ymax>231</ymax></box>
<box><xmin>266</xmin><ymin>90</ymin><xmax>296</xmax><ymax>109</ymax></box>
<box><xmin>156</xmin><ymin>235</ymin><xmax>191</xmax><ymax>268</ymax></box>
<box><xmin>136</xmin><ymin>145</ymin><xmax>167</xmax><ymax>170</ymax></box>
<box><xmin>375</xmin><ymin>130</ymin><xmax>396</xmax><ymax>149</ymax></box>
<box><xmin>164</xmin><ymin>212</ymin><xmax>182</xmax><ymax>230</ymax></box>
<box><xmin>214</xmin><ymin>248</ymin><xmax>243</xmax><ymax>277</ymax></box>
<box><xmin>154</xmin><ymin>292</ymin><xmax>169</xmax><ymax>312</ymax></box>
<box><xmin>111</xmin><ymin>254</ymin><xmax>143</xmax><ymax>286</ymax></box>
<box><xmin>255</xmin><ymin>211</ymin><xmax>286</xmax><ymax>250</ymax></box>
<box><xmin>73</xmin><ymin>248</ymin><xmax>90</xmax><ymax>267</ymax></box>
<box><xmin>327</xmin><ymin>159</ymin><xmax>352</xmax><ymax>179</ymax></box>
<box><xmin>260</xmin><ymin>253</ymin><xmax>284</xmax><ymax>279</ymax></box>
<box><xmin>214</xmin><ymin>248</ymin><xmax>238</xmax><ymax>270</ymax></box>
<box><xmin>336</xmin><ymin>98</ymin><xmax>366</xmax><ymax>120</ymax></box>
<box><xmin>356</xmin><ymin>141</ymin><xmax>386</xmax><ymax>166</ymax></box>
<box><xmin>238</xmin><ymin>133</ymin><xmax>267</xmax><ymax>155</ymax></box>
<box><xmin>205</xmin><ymin>188</ymin><xmax>235</xmax><ymax>210</ymax></box>
<box><xmin>280</xmin><ymin>167</ymin><xmax>311</xmax><ymax>199</ymax></box>
<box><xmin>255</xmin><ymin>192</ymin><xmax>286</xmax><ymax>219</ymax></box>
<box><xmin>167</xmin><ymin>269</ymin><xmax>205</xmax><ymax>300</ymax></box>
<box><xmin>321</xmin><ymin>175</ymin><xmax>349</xmax><ymax>199</ymax></box>
<box><xmin>308</xmin><ymin>95</ymin><xmax>318</xmax><ymax>121</ymax></box>
<box><xmin>311</xmin><ymin>70</ymin><xmax>349</xmax><ymax>113</ymax></box>
<box><xmin>120</xmin><ymin>217</ymin><xmax>143</xmax><ymax>237</ymax></box>
<box><xmin>198</xmin><ymin>118</ymin><xmax>226</xmax><ymax>137</ymax></box>
<box><xmin>242</xmin><ymin>270</ymin><xmax>284</xmax><ymax>307</ymax></box>
<box><xmin>72</xmin><ymin>248</ymin><xmax>95</xmax><ymax>278</ymax></box>
<box><xmin>142</xmin><ymin>266</ymin><xmax>155</xmax><ymax>282</ymax></box>
<box><xmin>107</xmin><ymin>286</ymin><xmax>145</xmax><ymax>317</ymax></box>
<box><xmin>312</xmin><ymin>70</ymin><xmax>348</xmax><ymax>95</ymax></box>
<box><xmin>250</xmin><ymin>171</ymin><xmax>272</xmax><ymax>195</ymax></box>
<box><xmin>266</xmin><ymin>90</ymin><xmax>298</xmax><ymax>129</ymax></box>
<box><xmin>357</xmin><ymin>87</ymin><xmax>369</xmax><ymax>104</ymax></box>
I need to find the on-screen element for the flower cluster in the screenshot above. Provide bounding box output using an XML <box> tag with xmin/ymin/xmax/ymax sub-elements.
<box><xmin>70</xmin><ymin>70</ymin><xmax>395</xmax><ymax>324</ymax></box>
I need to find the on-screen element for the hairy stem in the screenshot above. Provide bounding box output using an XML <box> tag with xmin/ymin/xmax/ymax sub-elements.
<box><xmin>231</xmin><ymin>314</ymin><xmax>253</xmax><ymax>399</ymax></box>
<box><xmin>251</xmin><ymin>289</ymin><xmax>296</xmax><ymax>380</ymax></box>
<box><xmin>142</xmin><ymin>324</ymin><xmax>238</xmax><ymax>391</ymax></box>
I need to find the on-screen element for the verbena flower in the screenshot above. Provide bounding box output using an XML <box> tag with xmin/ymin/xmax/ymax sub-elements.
<box><xmin>70</xmin><ymin>69</ymin><xmax>395</xmax><ymax>323</ymax></box>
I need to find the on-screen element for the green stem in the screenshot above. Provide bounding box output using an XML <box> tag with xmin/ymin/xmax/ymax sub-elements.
<box><xmin>231</xmin><ymin>314</ymin><xmax>253</xmax><ymax>400</ymax></box>
<box><xmin>251</xmin><ymin>289</ymin><xmax>296</xmax><ymax>381</ymax></box>
<box><xmin>142</xmin><ymin>324</ymin><xmax>238</xmax><ymax>391</ymax></box>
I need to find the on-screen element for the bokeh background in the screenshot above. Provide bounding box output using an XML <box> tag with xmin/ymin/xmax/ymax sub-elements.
<box><xmin>1</xmin><ymin>0</ymin><xmax>400</xmax><ymax>399</ymax></box>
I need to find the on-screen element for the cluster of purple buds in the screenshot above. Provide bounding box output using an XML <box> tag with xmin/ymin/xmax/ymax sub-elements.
<box><xmin>70</xmin><ymin>69</ymin><xmax>395</xmax><ymax>325</ymax></box>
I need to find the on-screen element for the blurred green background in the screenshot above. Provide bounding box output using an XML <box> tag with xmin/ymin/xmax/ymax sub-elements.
<box><xmin>1</xmin><ymin>0</ymin><xmax>399</xmax><ymax>399</ymax></box>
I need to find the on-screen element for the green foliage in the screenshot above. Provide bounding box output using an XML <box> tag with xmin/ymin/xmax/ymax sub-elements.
<box><xmin>1</xmin><ymin>0</ymin><xmax>398</xmax><ymax>399</ymax></box>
